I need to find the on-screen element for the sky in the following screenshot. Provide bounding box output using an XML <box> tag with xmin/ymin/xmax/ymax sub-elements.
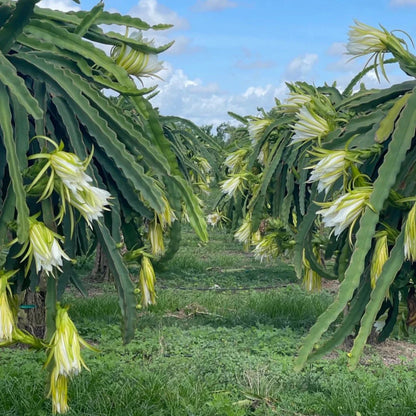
<box><xmin>38</xmin><ymin>0</ymin><xmax>416</xmax><ymax>127</ymax></box>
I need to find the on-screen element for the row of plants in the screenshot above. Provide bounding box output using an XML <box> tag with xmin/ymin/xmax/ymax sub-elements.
<box><xmin>0</xmin><ymin>0</ymin><xmax>222</xmax><ymax>413</ymax></box>
<box><xmin>214</xmin><ymin>21</ymin><xmax>416</xmax><ymax>370</ymax></box>
<box><xmin>3</xmin><ymin>0</ymin><xmax>416</xmax><ymax>413</ymax></box>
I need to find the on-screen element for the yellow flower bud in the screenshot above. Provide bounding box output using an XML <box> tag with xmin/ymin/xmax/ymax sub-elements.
<box><xmin>371</xmin><ymin>233</ymin><xmax>388</xmax><ymax>289</ymax></box>
<box><xmin>148</xmin><ymin>220</ymin><xmax>165</xmax><ymax>256</ymax></box>
<box><xmin>139</xmin><ymin>256</ymin><xmax>156</xmax><ymax>307</ymax></box>
<box><xmin>0</xmin><ymin>270</ymin><xmax>17</xmax><ymax>343</ymax></box>
<box><xmin>111</xmin><ymin>31</ymin><xmax>163</xmax><ymax>79</ymax></box>
<box><xmin>302</xmin><ymin>250</ymin><xmax>322</xmax><ymax>292</ymax></box>
<box><xmin>404</xmin><ymin>202</ymin><xmax>416</xmax><ymax>262</ymax></box>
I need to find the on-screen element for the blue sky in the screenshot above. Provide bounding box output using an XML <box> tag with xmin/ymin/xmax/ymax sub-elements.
<box><xmin>39</xmin><ymin>0</ymin><xmax>416</xmax><ymax>126</ymax></box>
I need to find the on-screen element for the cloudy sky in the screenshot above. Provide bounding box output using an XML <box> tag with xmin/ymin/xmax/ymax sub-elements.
<box><xmin>39</xmin><ymin>0</ymin><xmax>416</xmax><ymax>126</ymax></box>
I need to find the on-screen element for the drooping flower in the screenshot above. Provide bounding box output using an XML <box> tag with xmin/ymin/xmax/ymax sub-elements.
<box><xmin>308</xmin><ymin>149</ymin><xmax>350</xmax><ymax>194</ymax></box>
<box><xmin>181</xmin><ymin>202</ymin><xmax>190</xmax><ymax>224</ymax></box>
<box><xmin>308</xmin><ymin>146</ymin><xmax>381</xmax><ymax>194</ymax></box>
<box><xmin>220</xmin><ymin>173</ymin><xmax>248</xmax><ymax>197</ymax></box>
<box><xmin>111</xmin><ymin>31</ymin><xmax>164</xmax><ymax>79</ymax></box>
<box><xmin>67</xmin><ymin>185</ymin><xmax>111</xmax><ymax>227</ymax></box>
<box><xmin>224</xmin><ymin>148</ymin><xmax>250</xmax><ymax>172</ymax></box>
<box><xmin>347</xmin><ymin>21</ymin><xmax>390</xmax><ymax>57</ymax></box>
<box><xmin>194</xmin><ymin>156</ymin><xmax>212</xmax><ymax>176</ymax></box>
<box><xmin>252</xmin><ymin>219</ymin><xmax>295</xmax><ymax>261</ymax></box>
<box><xmin>291</xmin><ymin>106</ymin><xmax>330</xmax><ymax>145</ymax></box>
<box><xmin>28</xmin><ymin>139</ymin><xmax>91</xmax><ymax>201</ymax></box>
<box><xmin>45</xmin><ymin>303</ymin><xmax>96</xmax><ymax>414</ymax></box>
<box><xmin>280</xmin><ymin>92</ymin><xmax>312</xmax><ymax>113</ymax></box>
<box><xmin>49</xmin><ymin>150</ymin><xmax>92</xmax><ymax>192</ymax></box>
<box><xmin>317</xmin><ymin>186</ymin><xmax>373</xmax><ymax>238</ymax></box>
<box><xmin>0</xmin><ymin>270</ymin><xmax>18</xmax><ymax>343</ymax></box>
<box><xmin>404</xmin><ymin>202</ymin><xmax>416</xmax><ymax>262</ymax></box>
<box><xmin>157</xmin><ymin>196</ymin><xmax>176</xmax><ymax>229</ymax></box>
<box><xmin>49</xmin><ymin>368</ymin><xmax>69</xmax><ymax>415</ymax></box>
<box><xmin>148</xmin><ymin>219</ymin><xmax>165</xmax><ymax>256</ymax></box>
<box><xmin>257</xmin><ymin>147</ymin><xmax>268</xmax><ymax>166</ymax></box>
<box><xmin>17</xmin><ymin>217</ymin><xmax>70</xmax><ymax>276</ymax></box>
<box><xmin>252</xmin><ymin>234</ymin><xmax>279</xmax><ymax>262</ymax></box>
<box><xmin>28</xmin><ymin>138</ymin><xmax>111</xmax><ymax>229</ymax></box>
<box><xmin>138</xmin><ymin>255</ymin><xmax>156</xmax><ymax>307</ymax></box>
<box><xmin>247</xmin><ymin>117</ymin><xmax>272</xmax><ymax>142</ymax></box>
<box><xmin>234</xmin><ymin>215</ymin><xmax>252</xmax><ymax>251</ymax></box>
<box><xmin>46</xmin><ymin>304</ymin><xmax>92</xmax><ymax>377</ymax></box>
<box><xmin>0</xmin><ymin>269</ymin><xmax>47</xmax><ymax>348</ymax></box>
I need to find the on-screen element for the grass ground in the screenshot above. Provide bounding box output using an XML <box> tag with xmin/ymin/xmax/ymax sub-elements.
<box><xmin>1</xmin><ymin>227</ymin><xmax>416</xmax><ymax>415</ymax></box>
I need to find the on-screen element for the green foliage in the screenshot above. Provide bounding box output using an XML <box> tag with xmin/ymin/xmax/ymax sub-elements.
<box><xmin>0</xmin><ymin>0</ymin><xmax>211</xmax><ymax>340</ymax></box>
<box><xmin>0</xmin><ymin>1</ymin><xmax>218</xmax><ymax>412</ymax></box>
<box><xmin>1</xmin><ymin>228</ymin><xmax>416</xmax><ymax>415</ymax></box>
<box><xmin>217</xmin><ymin>21</ymin><xmax>416</xmax><ymax>369</ymax></box>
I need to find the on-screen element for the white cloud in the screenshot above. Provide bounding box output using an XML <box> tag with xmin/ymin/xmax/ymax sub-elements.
<box><xmin>127</xmin><ymin>1</ymin><xmax>197</xmax><ymax>55</ymax></box>
<box><xmin>144</xmin><ymin>56</ymin><xmax>411</xmax><ymax>127</ymax></box>
<box><xmin>193</xmin><ymin>0</ymin><xmax>238</xmax><ymax>12</ymax></box>
<box><xmin>144</xmin><ymin>64</ymin><xmax>287</xmax><ymax>126</ymax></box>
<box><xmin>284</xmin><ymin>53</ymin><xmax>318</xmax><ymax>80</ymax></box>
<box><xmin>242</xmin><ymin>85</ymin><xmax>273</xmax><ymax>98</ymax></box>
<box><xmin>390</xmin><ymin>0</ymin><xmax>416</xmax><ymax>5</ymax></box>
<box><xmin>38</xmin><ymin>0</ymin><xmax>80</xmax><ymax>11</ymax></box>
<box><xmin>129</xmin><ymin>0</ymin><xmax>189</xmax><ymax>30</ymax></box>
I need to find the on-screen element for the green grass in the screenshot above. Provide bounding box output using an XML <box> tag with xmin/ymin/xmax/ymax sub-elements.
<box><xmin>1</xmin><ymin>226</ymin><xmax>416</xmax><ymax>415</ymax></box>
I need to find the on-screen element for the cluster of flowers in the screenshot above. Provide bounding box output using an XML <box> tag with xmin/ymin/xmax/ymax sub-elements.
<box><xmin>1</xmin><ymin>26</ymin><xmax>167</xmax><ymax>416</ymax></box>
<box><xmin>23</xmin><ymin>138</ymin><xmax>111</xmax><ymax>275</ymax></box>
<box><xmin>1</xmin><ymin>137</ymin><xmax>111</xmax><ymax>414</ymax></box>
<box><xmin>220</xmin><ymin>21</ymin><xmax>416</xmax><ymax>293</ymax></box>
<box><xmin>345</xmin><ymin>22</ymin><xmax>416</xmax><ymax>275</ymax></box>
<box><xmin>294</xmin><ymin>22</ymin><xmax>416</xmax><ymax>288</ymax></box>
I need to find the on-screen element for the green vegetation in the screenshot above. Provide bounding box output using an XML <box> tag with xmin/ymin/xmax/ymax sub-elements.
<box><xmin>216</xmin><ymin>22</ymin><xmax>416</xmax><ymax>370</ymax></box>
<box><xmin>1</xmin><ymin>227</ymin><xmax>416</xmax><ymax>416</ymax></box>
<box><xmin>0</xmin><ymin>3</ymin><xmax>218</xmax><ymax>411</ymax></box>
<box><xmin>3</xmin><ymin>2</ymin><xmax>416</xmax><ymax>413</ymax></box>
